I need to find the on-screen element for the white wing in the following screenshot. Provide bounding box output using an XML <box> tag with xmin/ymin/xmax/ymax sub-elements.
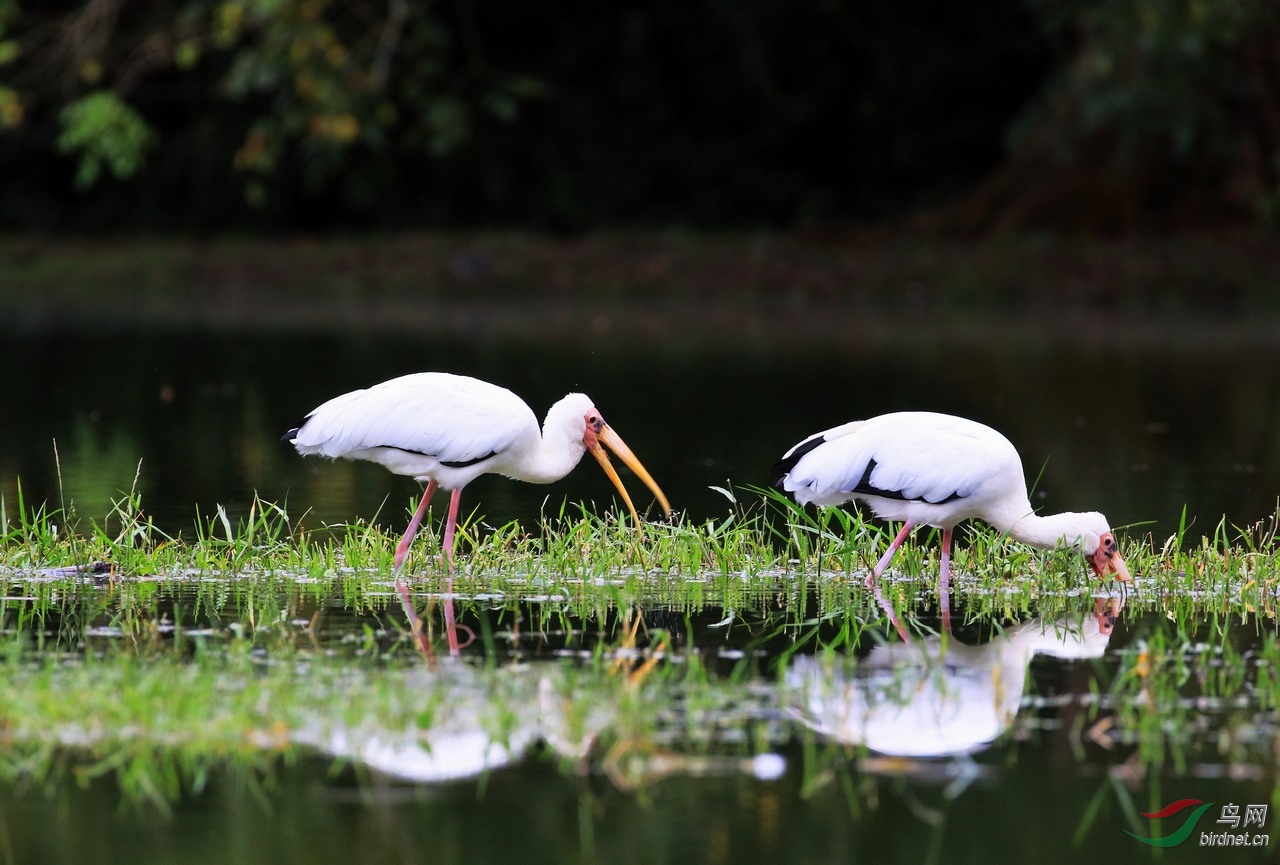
<box><xmin>778</xmin><ymin>412</ymin><xmax>1022</xmax><ymax>507</ymax></box>
<box><xmin>290</xmin><ymin>373</ymin><xmax>539</xmax><ymax>465</ymax></box>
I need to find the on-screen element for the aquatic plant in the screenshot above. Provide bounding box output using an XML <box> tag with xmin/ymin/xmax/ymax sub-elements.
<box><xmin>0</xmin><ymin>483</ymin><xmax>1277</xmax><ymax>818</ymax></box>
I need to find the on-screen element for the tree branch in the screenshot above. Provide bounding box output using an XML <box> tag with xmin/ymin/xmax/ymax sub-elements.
<box><xmin>369</xmin><ymin>0</ymin><xmax>410</xmax><ymax>93</ymax></box>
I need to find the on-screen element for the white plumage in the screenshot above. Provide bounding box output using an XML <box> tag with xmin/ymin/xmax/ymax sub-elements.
<box><xmin>774</xmin><ymin>411</ymin><xmax>1130</xmax><ymax>605</ymax></box>
<box><xmin>286</xmin><ymin>372</ymin><xmax>672</xmax><ymax>571</ymax></box>
<box><xmin>777</xmin><ymin>415</ymin><xmax>1026</xmax><ymax>519</ymax></box>
<box><xmin>788</xmin><ymin>601</ymin><xmax>1120</xmax><ymax>757</ymax></box>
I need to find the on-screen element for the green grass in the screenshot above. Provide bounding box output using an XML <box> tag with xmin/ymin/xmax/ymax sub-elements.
<box><xmin>2</xmin><ymin>483</ymin><xmax>1279</xmax><ymax>813</ymax></box>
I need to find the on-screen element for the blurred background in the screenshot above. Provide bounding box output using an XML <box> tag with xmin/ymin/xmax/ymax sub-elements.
<box><xmin>1</xmin><ymin>0</ymin><xmax>1279</xmax><ymax>543</ymax></box>
<box><xmin>4</xmin><ymin>0</ymin><xmax>1278</xmax><ymax>232</ymax></box>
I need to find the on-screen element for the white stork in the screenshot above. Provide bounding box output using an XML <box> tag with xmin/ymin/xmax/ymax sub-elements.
<box><xmin>788</xmin><ymin>600</ymin><xmax>1122</xmax><ymax>757</ymax></box>
<box><xmin>773</xmin><ymin>411</ymin><xmax>1131</xmax><ymax>597</ymax></box>
<box><xmin>284</xmin><ymin>372</ymin><xmax>673</xmax><ymax>571</ymax></box>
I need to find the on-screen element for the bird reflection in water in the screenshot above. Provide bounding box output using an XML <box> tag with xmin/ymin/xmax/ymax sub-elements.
<box><xmin>788</xmin><ymin>594</ymin><xmax>1123</xmax><ymax>761</ymax></box>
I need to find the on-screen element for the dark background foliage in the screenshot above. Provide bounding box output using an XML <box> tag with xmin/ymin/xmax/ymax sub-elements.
<box><xmin>0</xmin><ymin>0</ymin><xmax>1276</xmax><ymax>233</ymax></box>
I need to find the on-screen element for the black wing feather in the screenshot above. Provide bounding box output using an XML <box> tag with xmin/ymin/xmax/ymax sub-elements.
<box><xmin>771</xmin><ymin>433</ymin><xmax>827</xmax><ymax>480</ymax></box>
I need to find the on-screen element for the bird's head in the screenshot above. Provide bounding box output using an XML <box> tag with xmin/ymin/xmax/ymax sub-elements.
<box><xmin>555</xmin><ymin>394</ymin><xmax>673</xmax><ymax>523</ymax></box>
<box><xmin>1092</xmin><ymin>596</ymin><xmax>1124</xmax><ymax>636</ymax></box>
<box><xmin>1076</xmin><ymin>514</ymin><xmax>1131</xmax><ymax>583</ymax></box>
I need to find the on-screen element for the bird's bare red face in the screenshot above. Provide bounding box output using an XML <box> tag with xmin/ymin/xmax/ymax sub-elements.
<box><xmin>582</xmin><ymin>410</ymin><xmax>606</xmax><ymax>450</ymax></box>
<box><xmin>1088</xmin><ymin>531</ymin><xmax>1131</xmax><ymax>582</ymax></box>
<box><xmin>1092</xmin><ymin>596</ymin><xmax>1123</xmax><ymax>635</ymax></box>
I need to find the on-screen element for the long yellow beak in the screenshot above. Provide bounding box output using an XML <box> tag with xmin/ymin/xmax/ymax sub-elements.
<box><xmin>589</xmin><ymin>424</ymin><xmax>674</xmax><ymax>522</ymax></box>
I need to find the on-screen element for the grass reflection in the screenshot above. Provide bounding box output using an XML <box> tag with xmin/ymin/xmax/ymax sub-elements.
<box><xmin>0</xmin><ymin>483</ymin><xmax>1275</xmax><ymax>865</ymax></box>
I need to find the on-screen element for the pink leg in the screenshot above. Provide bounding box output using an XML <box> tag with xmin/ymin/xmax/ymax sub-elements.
<box><xmin>396</xmin><ymin>577</ymin><xmax>462</xmax><ymax>660</ymax></box>
<box><xmin>440</xmin><ymin>487</ymin><xmax>462</xmax><ymax>572</ymax></box>
<box><xmin>939</xmin><ymin>526</ymin><xmax>953</xmax><ymax>633</ymax></box>
<box><xmin>394</xmin><ymin>480</ymin><xmax>438</xmax><ymax>574</ymax></box>
<box><xmin>873</xmin><ymin>584</ymin><xmax>912</xmax><ymax>644</ymax></box>
<box><xmin>442</xmin><ymin>577</ymin><xmax>460</xmax><ymax>656</ymax></box>
<box><xmin>396</xmin><ymin>581</ymin><xmax>435</xmax><ymax>665</ymax></box>
<box><xmin>393</xmin><ymin>482</ymin><xmax>463</xmax><ymax>659</ymax></box>
<box><xmin>866</xmin><ymin>520</ymin><xmax>915</xmax><ymax>588</ymax></box>
<box><xmin>439</xmin><ymin>488</ymin><xmax>464</xmax><ymax>655</ymax></box>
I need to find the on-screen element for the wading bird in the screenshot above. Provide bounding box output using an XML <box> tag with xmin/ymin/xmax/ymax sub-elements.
<box><xmin>773</xmin><ymin>411</ymin><xmax>1130</xmax><ymax>604</ymax></box>
<box><xmin>284</xmin><ymin>372</ymin><xmax>673</xmax><ymax>572</ymax></box>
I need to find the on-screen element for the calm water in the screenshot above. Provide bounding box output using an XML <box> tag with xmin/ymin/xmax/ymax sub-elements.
<box><xmin>0</xmin><ymin>584</ymin><xmax>1274</xmax><ymax>865</ymax></box>
<box><xmin>3</xmin><ymin>322</ymin><xmax>1280</xmax><ymax>865</ymax></box>
<box><xmin>3</xmin><ymin>328</ymin><xmax>1279</xmax><ymax>545</ymax></box>
<box><xmin>1</xmin><ymin>744</ymin><xmax>1268</xmax><ymax>865</ymax></box>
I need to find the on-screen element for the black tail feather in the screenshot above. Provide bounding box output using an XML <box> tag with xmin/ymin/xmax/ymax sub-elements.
<box><xmin>770</xmin><ymin>433</ymin><xmax>826</xmax><ymax>478</ymax></box>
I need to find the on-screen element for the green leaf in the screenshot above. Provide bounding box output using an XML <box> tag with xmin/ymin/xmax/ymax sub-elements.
<box><xmin>174</xmin><ymin>40</ymin><xmax>201</xmax><ymax>70</ymax></box>
<box><xmin>56</xmin><ymin>91</ymin><xmax>157</xmax><ymax>189</ymax></box>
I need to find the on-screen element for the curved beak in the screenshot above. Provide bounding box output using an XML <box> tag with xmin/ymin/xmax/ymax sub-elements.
<box><xmin>587</xmin><ymin>424</ymin><xmax>674</xmax><ymax>522</ymax></box>
<box><xmin>1089</xmin><ymin>532</ymin><xmax>1131</xmax><ymax>582</ymax></box>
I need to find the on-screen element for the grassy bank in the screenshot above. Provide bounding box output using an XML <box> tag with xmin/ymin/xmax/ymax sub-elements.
<box><xmin>1</xmin><ymin>483</ymin><xmax>1278</xmax><ymax>811</ymax></box>
<box><xmin>4</xmin><ymin>484</ymin><xmax>1280</xmax><ymax>605</ymax></box>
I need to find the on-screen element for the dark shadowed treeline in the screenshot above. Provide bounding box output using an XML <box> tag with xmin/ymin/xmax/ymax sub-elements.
<box><xmin>0</xmin><ymin>0</ymin><xmax>1277</xmax><ymax>233</ymax></box>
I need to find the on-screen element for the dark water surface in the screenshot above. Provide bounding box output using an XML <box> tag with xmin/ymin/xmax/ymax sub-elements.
<box><xmin>3</xmin><ymin>323</ymin><xmax>1279</xmax><ymax>865</ymax></box>
<box><xmin>0</xmin><ymin>581</ymin><xmax>1275</xmax><ymax>865</ymax></box>
<box><xmin>3</xmin><ymin>328</ymin><xmax>1279</xmax><ymax>545</ymax></box>
<box><xmin>1</xmin><ymin>750</ymin><xmax>1266</xmax><ymax>865</ymax></box>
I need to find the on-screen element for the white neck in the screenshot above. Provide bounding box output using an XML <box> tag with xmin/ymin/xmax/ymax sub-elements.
<box><xmin>510</xmin><ymin>434</ymin><xmax>586</xmax><ymax>484</ymax></box>
<box><xmin>994</xmin><ymin>500</ymin><xmax>1101</xmax><ymax>552</ymax></box>
<box><xmin>502</xmin><ymin>394</ymin><xmax>591</xmax><ymax>485</ymax></box>
<box><xmin>1005</xmin><ymin>616</ymin><xmax>1111</xmax><ymax>660</ymax></box>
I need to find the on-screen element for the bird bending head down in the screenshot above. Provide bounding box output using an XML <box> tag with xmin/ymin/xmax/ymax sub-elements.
<box><xmin>546</xmin><ymin>393</ymin><xmax>674</xmax><ymax>524</ymax></box>
<box><xmin>1064</xmin><ymin>514</ymin><xmax>1128</xmax><ymax>582</ymax></box>
<box><xmin>578</xmin><ymin>400</ymin><xmax>673</xmax><ymax>523</ymax></box>
<box><xmin>772</xmin><ymin>410</ymin><xmax>1131</xmax><ymax>605</ymax></box>
<box><xmin>284</xmin><ymin>373</ymin><xmax>673</xmax><ymax>573</ymax></box>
